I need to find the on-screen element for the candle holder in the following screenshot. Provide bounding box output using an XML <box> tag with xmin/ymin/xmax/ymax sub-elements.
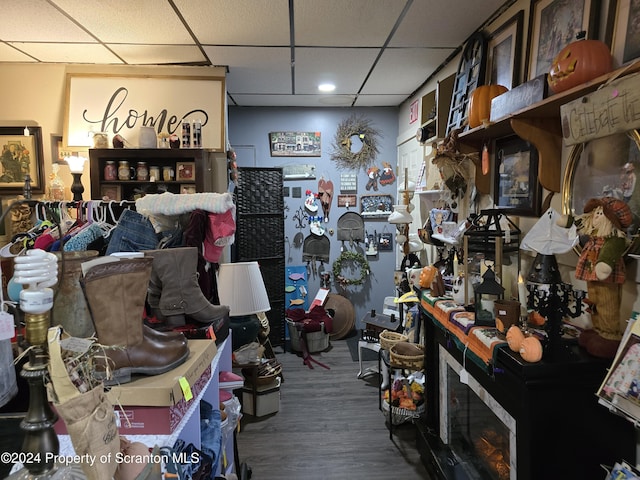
<box><xmin>527</xmin><ymin>281</ymin><xmax>586</xmax><ymax>360</ymax></box>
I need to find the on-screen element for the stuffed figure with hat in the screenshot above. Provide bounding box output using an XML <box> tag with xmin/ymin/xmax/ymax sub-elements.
<box><xmin>557</xmin><ymin>196</ymin><xmax>632</xmax><ymax>359</ymax></box>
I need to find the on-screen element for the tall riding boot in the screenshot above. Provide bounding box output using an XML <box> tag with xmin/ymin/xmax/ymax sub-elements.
<box><xmin>82</xmin><ymin>257</ymin><xmax>189</xmax><ymax>384</ymax></box>
<box><xmin>145</xmin><ymin>247</ymin><xmax>230</xmax><ymax>325</ymax></box>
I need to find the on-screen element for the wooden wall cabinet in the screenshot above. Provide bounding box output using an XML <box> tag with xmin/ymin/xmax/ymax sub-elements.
<box><xmin>89</xmin><ymin>148</ymin><xmax>220</xmax><ymax>201</ymax></box>
<box><xmin>419</xmin><ymin>74</ymin><xmax>455</xmax><ymax>145</ymax></box>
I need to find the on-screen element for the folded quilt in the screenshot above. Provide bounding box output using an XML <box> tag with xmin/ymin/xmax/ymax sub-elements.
<box><xmin>136</xmin><ymin>191</ymin><xmax>235</xmax><ymax>216</ymax></box>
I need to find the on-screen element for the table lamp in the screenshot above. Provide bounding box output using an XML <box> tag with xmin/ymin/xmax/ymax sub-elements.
<box><xmin>65</xmin><ymin>154</ymin><xmax>86</xmax><ymax>201</ymax></box>
<box><xmin>217</xmin><ymin>262</ymin><xmax>271</xmax><ymax>351</ymax></box>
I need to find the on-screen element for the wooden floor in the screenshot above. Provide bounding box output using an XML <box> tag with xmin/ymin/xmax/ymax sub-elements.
<box><xmin>235</xmin><ymin>336</ymin><xmax>430</xmax><ymax>480</ymax></box>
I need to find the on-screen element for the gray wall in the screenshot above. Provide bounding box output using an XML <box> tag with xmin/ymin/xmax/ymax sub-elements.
<box><xmin>228</xmin><ymin>106</ymin><xmax>399</xmax><ymax>330</ymax></box>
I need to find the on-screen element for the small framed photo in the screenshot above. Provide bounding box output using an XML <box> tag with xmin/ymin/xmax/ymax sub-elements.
<box><xmin>176</xmin><ymin>162</ymin><xmax>196</xmax><ymax>181</ymax></box>
<box><xmin>494</xmin><ymin>135</ymin><xmax>541</xmax><ymax>217</ymax></box>
<box><xmin>0</xmin><ymin>126</ymin><xmax>45</xmax><ymax>194</ymax></box>
<box><xmin>100</xmin><ymin>184</ymin><xmax>121</xmax><ymax>201</ymax></box>
<box><xmin>181</xmin><ymin>184</ymin><xmax>197</xmax><ymax>194</ymax></box>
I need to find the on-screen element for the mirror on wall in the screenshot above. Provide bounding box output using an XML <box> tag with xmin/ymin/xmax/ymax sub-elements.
<box><xmin>562</xmin><ymin>130</ymin><xmax>640</xmax><ymax>244</ymax></box>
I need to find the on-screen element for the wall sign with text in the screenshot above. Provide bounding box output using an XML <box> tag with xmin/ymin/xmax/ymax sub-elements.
<box><xmin>64</xmin><ymin>74</ymin><xmax>225</xmax><ymax>150</ymax></box>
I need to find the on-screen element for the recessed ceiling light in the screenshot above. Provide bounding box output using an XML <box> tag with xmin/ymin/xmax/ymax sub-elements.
<box><xmin>318</xmin><ymin>83</ymin><xmax>336</xmax><ymax>93</ymax></box>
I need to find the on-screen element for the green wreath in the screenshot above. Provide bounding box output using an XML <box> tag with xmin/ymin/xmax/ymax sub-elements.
<box><xmin>332</xmin><ymin>251</ymin><xmax>371</xmax><ymax>287</ymax></box>
<box><xmin>330</xmin><ymin>114</ymin><xmax>381</xmax><ymax>171</ymax></box>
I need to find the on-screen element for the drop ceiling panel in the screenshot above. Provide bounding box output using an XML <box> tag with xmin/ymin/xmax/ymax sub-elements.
<box><xmin>354</xmin><ymin>95</ymin><xmax>408</xmax><ymax>107</ymax></box>
<box><xmin>8</xmin><ymin>43</ymin><xmax>123</xmax><ymax>64</ymax></box>
<box><xmin>0</xmin><ymin>0</ymin><xmax>95</xmax><ymax>42</ymax></box>
<box><xmin>51</xmin><ymin>0</ymin><xmax>193</xmax><ymax>44</ymax></box>
<box><xmin>205</xmin><ymin>46</ymin><xmax>291</xmax><ymax>94</ymax></box>
<box><xmin>294</xmin><ymin>0</ymin><xmax>405</xmax><ymax>47</ymax></box>
<box><xmin>231</xmin><ymin>94</ymin><xmax>354</xmax><ymax>107</ymax></box>
<box><xmin>0</xmin><ymin>43</ymin><xmax>37</xmax><ymax>62</ymax></box>
<box><xmin>175</xmin><ymin>0</ymin><xmax>290</xmax><ymax>45</ymax></box>
<box><xmin>109</xmin><ymin>45</ymin><xmax>207</xmax><ymax>65</ymax></box>
<box><xmin>390</xmin><ymin>0</ymin><xmax>506</xmax><ymax>47</ymax></box>
<box><xmin>294</xmin><ymin>47</ymin><xmax>379</xmax><ymax>94</ymax></box>
<box><xmin>362</xmin><ymin>47</ymin><xmax>455</xmax><ymax>94</ymax></box>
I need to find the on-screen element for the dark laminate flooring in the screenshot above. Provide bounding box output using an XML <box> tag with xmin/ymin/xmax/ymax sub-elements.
<box><xmin>235</xmin><ymin>337</ymin><xmax>430</xmax><ymax>480</ymax></box>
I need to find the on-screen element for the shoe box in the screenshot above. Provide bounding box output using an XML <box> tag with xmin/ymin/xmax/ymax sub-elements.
<box><xmin>54</xmin><ymin>339</ymin><xmax>217</xmax><ymax>435</ymax></box>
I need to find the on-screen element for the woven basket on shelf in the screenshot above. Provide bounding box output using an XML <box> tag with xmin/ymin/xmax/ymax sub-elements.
<box><xmin>390</xmin><ymin>342</ymin><xmax>425</xmax><ymax>370</ymax></box>
<box><xmin>379</xmin><ymin>330</ymin><xmax>409</xmax><ymax>351</ymax></box>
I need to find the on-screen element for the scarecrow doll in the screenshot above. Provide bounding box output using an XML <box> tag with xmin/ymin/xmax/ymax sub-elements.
<box><xmin>557</xmin><ymin>197</ymin><xmax>632</xmax><ymax>359</ymax></box>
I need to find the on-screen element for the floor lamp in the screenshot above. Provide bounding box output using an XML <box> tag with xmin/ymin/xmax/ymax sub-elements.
<box><xmin>217</xmin><ymin>262</ymin><xmax>271</xmax><ymax>352</ymax></box>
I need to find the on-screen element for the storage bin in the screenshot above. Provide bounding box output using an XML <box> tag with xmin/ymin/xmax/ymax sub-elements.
<box><xmin>286</xmin><ymin>318</ymin><xmax>330</xmax><ymax>353</ymax></box>
<box><xmin>242</xmin><ymin>377</ymin><xmax>281</xmax><ymax>417</ymax></box>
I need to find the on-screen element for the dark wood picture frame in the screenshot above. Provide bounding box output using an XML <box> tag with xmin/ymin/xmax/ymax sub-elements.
<box><xmin>526</xmin><ymin>0</ymin><xmax>599</xmax><ymax>80</ymax></box>
<box><xmin>0</xmin><ymin>126</ymin><xmax>45</xmax><ymax>194</ymax></box>
<box><xmin>359</xmin><ymin>194</ymin><xmax>393</xmax><ymax>219</ymax></box>
<box><xmin>486</xmin><ymin>10</ymin><xmax>524</xmax><ymax>89</ymax></box>
<box><xmin>611</xmin><ymin>0</ymin><xmax>640</xmax><ymax>66</ymax></box>
<box><xmin>494</xmin><ymin>135</ymin><xmax>541</xmax><ymax>216</ymax></box>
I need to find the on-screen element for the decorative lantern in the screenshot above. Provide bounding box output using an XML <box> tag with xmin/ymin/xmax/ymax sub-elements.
<box><xmin>463</xmin><ymin>209</ymin><xmax>521</xmax><ymax>306</ymax></box>
<box><xmin>474</xmin><ymin>263</ymin><xmax>505</xmax><ymax>327</ymax></box>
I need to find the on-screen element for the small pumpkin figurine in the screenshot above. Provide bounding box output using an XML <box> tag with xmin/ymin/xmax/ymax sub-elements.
<box><xmin>468</xmin><ymin>84</ymin><xmax>508</xmax><ymax>128</ymax></box>
<box><xmin>506</xmin><ymin>325</ymin><xmax>525</xmax><ymax>352</ymax></box>
<box><xmin>519</xmin><ymin>336</ymin><xmax>543</xmax><ymax>363</ymax></box>
<box><xmin>548</xmin><ymin>31</ymin><xmax>613</xmax><ymax>94</ymax></box>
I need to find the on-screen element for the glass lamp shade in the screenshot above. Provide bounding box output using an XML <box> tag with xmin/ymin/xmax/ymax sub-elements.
<box><xmin>217</xmin><ymin>261</ymin><xmax>271</xmax><ymax>316</ymax></box>
<box><xmin>65</xmin><ymin>155</ymin><xmax>86</xmax><ymax>173</ymax></box>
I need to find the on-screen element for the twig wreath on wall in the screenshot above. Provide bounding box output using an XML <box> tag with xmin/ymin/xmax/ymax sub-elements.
<box><xmin>330</xmin><ymin>114</ymin><xmax>381</xmax><ymax>171</ymax></box>
<box><xmin>332</xmin><ymin>250</ymin><xmax>371</xmax><ymax>287</ymax></box>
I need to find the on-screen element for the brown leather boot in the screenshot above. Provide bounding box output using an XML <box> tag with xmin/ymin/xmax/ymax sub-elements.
<box><xmin>144</xmin><ymin>247</ymin><xmax>230</xmax><ymax>325</ymax></box>
<box><xmin>81</xmin><ymin>257</ymin><xmax>189</xmax><ymax>384</ymax></box>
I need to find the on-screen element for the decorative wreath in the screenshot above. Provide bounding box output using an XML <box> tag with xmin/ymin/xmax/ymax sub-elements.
<box><xmin>330</xmin><ymin>114</ymin><xmax>381</xmax><ymax>171</ymax></box>
<box><xmin>332</xmin><ymin>250</ymin><xmax>371</xmax><ymax>287</ymax></box>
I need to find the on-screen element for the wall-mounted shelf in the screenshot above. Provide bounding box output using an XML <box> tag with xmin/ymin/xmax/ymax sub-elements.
<box><xmin>458</xmin><ymin>62</ymin><xmax>640</xmax><ymax>194</ymax></box>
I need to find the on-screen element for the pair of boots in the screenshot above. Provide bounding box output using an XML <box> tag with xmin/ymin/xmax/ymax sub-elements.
<box><xmin>82</xmin><ymin>257</ymin><xmax>190</xmax><ymax>385</ymax></box>
<box><xmin>144</xmin><ymin>247</ymin><xmax>230</xmax><ymax>342</ymax></box>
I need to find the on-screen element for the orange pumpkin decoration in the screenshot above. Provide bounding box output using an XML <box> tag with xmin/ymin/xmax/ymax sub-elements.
<box><xmin>468</xmin><ymin>84</ymin><xmax>508</xmax><ymax>128</ymax></box>
<box><xmin>519</xmin><ymin>336</ymin><xmax>543</xmax><ymax>363</ymax></box>
<box><xmin>548</xmin><ymin>33</ymin><xmax>613</xmax><ymax>94</ymax></box>
<box><xmin>506</xmin><ymin>325</ymin><xmax>525</xmax><ymax>352</ymax></box>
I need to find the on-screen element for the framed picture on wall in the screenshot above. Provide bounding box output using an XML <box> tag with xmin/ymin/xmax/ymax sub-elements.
<box><xmin>0</xmin><ymin>126</ymin><xmax>45</xmax><ymax>194</ymax></box>
<box><xmin>269</xmin><ymin>131</ymin><xmax>321</xmax><ymax>157</ymax></box>
<box><xmin>611</xmin><ymin>0</ymin><xmax>640</xmax><ymax>66</ymax></box>
<box><xmin>486</xmin><ymin>10</ymin><xmax>524</xmax><ymax>89</ymax></box>
<box><xmin>494</xmin><ymin>135</ymin><xmax>541</xmax><ymax>216</ymax></box>
<box><xmin>100</xmin><ymin>184</ymin><xmax>121</xmax><ymax>201</ymax></box>
<box><xmin>359</xmin><ymin>194</ymin><xmax>393</xmax><ymax>218</ymax></box>
<box><xmin>176</xmin><ymin>162</ymin><xmax>196</xmax><ymax>181</ymax></box>
<box><xmin>527</xmin><ymin>0</ymin><xmax>598</xmax><ymax>80</ymax></box>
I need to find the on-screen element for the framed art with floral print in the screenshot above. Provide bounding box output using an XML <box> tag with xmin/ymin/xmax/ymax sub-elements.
<box><xmin>0</xmin><ymin>126</ymin><xmax>45</xmax><ymax>194</ymax></box>
<box><xmin>527</xmin><ymin>0</ymin><xmax>598</xmax><ymax>80</ymax></box>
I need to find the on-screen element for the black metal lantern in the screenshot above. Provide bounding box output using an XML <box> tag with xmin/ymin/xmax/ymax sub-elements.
<box><xmin>474</xmin><ymin>263</ymin><xmax>505</xmax><ymax>327</ymax></box>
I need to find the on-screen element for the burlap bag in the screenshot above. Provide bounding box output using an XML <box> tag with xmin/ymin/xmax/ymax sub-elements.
<box><xmin>48</xmin><ymin>327</ymin><xmax>119</xmax><ymax>480</ymax></box>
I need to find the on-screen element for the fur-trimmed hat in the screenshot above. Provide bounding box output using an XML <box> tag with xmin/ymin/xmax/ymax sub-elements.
<box><xmin>584</xmin><ymin>196</ymin><xmax>632</xmax><ymax>230</ymax></box>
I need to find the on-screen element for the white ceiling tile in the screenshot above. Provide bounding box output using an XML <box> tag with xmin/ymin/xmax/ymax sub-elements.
<box><xmin>362</xmin><ymin>47</ymin><xmax>456</xmax><ymax>95</ymax></box>
<box><xmin>110</xmin><ymin>44</ymin><xmax>207</xmax><ymax>65</ymax></box>
<box><xmin>0</xmin><ymin>0</ymin><xmax>96</xmax><ymax>42</ymax></box>
<box><xmin>51</xmin><ymin>0</ymin><xmax>193</xmax><ymax>44</ymax></box>
<box><xmin>230</xmin><ymin>94</ymin><xmax>354</xmax><ymax>107</ymax></box>
<box><xmin>175</xmin><ymin>0</ymin><xmax>290</xmax><ymax>45</ymax></box>
<box><xmin>9</xmin><ymin>43</ymin><xmax>123</xmax><ymax>64</ymax></box>
<box><xmin>294</xmin><ymin>0</ymin><xmax>405</xmax><ymax>47</ymax></box>
<box><xmin>354</xmin><ymin>95</ymin><xmax>407</xmax><ymax>107</ymax></box>
<box><xmin>390</xmin><ymin>0</ymin><xmax>506</xmax><ymax>47</ymax></box>
<box><xmin>0</xmin><ymin>43</ymin><xmax>38</xmax><ymax>62</ymax></box>
<box><xmin>294</xmin><ymin>47</ymin><xmax>379</xmax><ymax>95</ymax></box>
<box><xmin>205</xmin><ymin>46</ymin><xmax>291</xmax><ymax>94</ymax></box>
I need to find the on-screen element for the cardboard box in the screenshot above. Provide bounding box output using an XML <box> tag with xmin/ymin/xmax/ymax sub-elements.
<box><xmin>54</xmin><ymin>364</ymin><xmax>212</xmax><ymax>435</ymax></box>
<box><xmin>490</xmin><ymin>74</ymin><xmax>548</xmax><ymax>122</ymax></box>
<box><xmin>242</xmin><ymin>377</ymin><xmax>281</xmax><ymax>417</ymax></box>
<box><xmin>105</xmin><ymin>339</ymin><xmax>217</xmax><ymax>407</ymax></box>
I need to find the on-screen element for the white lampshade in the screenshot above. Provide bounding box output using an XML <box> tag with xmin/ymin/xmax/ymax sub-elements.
<box><xmin>217</xmin><ymin>261</ymin><xmax>271</xmax><ymax>316</ymax></box>
<box><xmin>65</xmin><ymin>155</ymin><xmax>86</xmax><ymax>173</ymax></box>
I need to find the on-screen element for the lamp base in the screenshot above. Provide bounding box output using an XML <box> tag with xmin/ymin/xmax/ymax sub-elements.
<box><xmin>229</xmin><ymin>315</ymin><xmax>261</xmax><ymax>351</ymax></box>
<box><xmin>70</xmin><ymin>173</ymin><xmax>84</xmax><ymax>202</ymax></box>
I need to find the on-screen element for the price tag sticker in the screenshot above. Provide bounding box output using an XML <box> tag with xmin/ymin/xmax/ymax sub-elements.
<box><xmin>179</xmin><ymin>376</ymin><xmax>193</xmax><ymax>402</ymax></box>
<box><xmin>0</xmin><ymin>311</ymin><xmax>15</xmax><ymax>341</ymax></box>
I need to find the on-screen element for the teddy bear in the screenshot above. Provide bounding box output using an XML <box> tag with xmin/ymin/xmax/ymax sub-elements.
<box><xmin>557</xmin><ymin>196</ymin><xmax>632</xmax><ymax>359</ymax></box>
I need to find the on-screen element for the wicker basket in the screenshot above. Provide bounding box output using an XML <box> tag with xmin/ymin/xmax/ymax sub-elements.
<box><xmin>379</xmin><ymin>330</ymin><xmax>409</xmax><ymax>350</ymax></box>
<box><xmin>390</xmin><ymin>342</ymin><xmax>425</xmax><ymax>370</ymax></box>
